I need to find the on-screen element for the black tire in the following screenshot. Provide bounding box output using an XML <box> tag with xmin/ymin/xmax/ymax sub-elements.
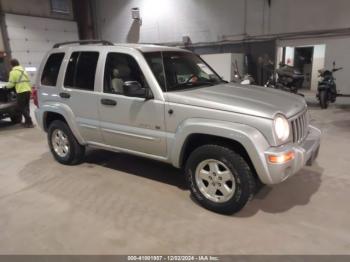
<box><xmin>319</xmin><ymin>90</ymin><xmax>329</xmax><ymax>109</ymax></box>
<box><xmin>47</xmin><ymin>120</ymin><xmax>85</xmax><ymax>165</ymax></box>
<box><xmin>185</xmin><ymin>144</ymin><xmax>256</xmax><ymax>215</ymax></box>
<box><xmin>10</xmin><ymin>112</ymin><xmax>22</xmax><ymax>124</ymax></box>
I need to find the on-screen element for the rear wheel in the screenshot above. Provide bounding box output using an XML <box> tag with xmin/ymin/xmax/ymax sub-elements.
<box><xmin>319</xmin><ymin>90</ymin><xmax>329</xmax><ymax>109</ymax></box>
<box><xmin>10</xmin><ymin>112</ymin><xmax>22</xmax><ymax>124</ymax></box>
<box><xmin>185</xmin><ymin>144</ymin><xmax>256</xmax><ymax>215</ymax></box>
<box><xmin>48</xmin><ymin>120</ymin><xmax>85</xmax><ymax>165</ymax></box>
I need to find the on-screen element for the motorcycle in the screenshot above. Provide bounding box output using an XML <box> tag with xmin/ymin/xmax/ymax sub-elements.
<box><xmin>265</xmin><ymin>63</ymin><xmax>304</xmax><ymax>94</ymax></box>
<box><xmin>316</xmin><ymin>62</ymin><xmax>343</xmax><ymax>109</ymax></box>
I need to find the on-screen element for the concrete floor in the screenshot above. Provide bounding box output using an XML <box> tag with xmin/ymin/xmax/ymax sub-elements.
<box><xmin>0</xmin><ymin>99</ymin><xmax>350</xmax><ymax>255</ymax></box>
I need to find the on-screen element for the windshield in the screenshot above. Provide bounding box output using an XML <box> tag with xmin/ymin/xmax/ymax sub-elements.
<box><xmin>144</xmin><ymin>51</ymin><xmax>223</xmax><ymax>92</ymax></box>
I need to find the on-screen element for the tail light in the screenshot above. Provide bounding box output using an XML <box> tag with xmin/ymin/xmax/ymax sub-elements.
<box><xmin>32</xmin><ymin>86</ymin><xmax>39</xmax><ymax>108</ymax></box>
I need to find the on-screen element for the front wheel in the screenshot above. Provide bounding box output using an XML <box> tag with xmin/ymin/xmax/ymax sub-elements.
<box><xmin>319</xmin><ymin>90</ymin><xmax>329</xmax><ymax>109</ymax></box>
<box><xmin>185</xmin><ymin>145</ymin><xmax>256</xmax><ymax>215</ymax></box>
<box><xmin>48</xmin><ymin>120</ymin><xmax>85</xmax><ymax>165</ymax></box>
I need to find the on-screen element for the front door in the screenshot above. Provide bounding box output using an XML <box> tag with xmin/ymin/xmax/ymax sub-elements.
<box><xmin>98</xmin><ymin>52</ymin><xmax>167</xmax><ymax>157</ymax></box>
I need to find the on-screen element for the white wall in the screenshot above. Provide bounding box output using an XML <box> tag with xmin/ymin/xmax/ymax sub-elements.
<box><xmin>284</xmin><ymin>47</ymin><xmax>295</xmax><ymax>66</ymax></box>
<box><xmin>323</xmin><ymin>38</ymin><xmax>350</xmax><ymax>94</ymax></box>
<box><xmin>5</xmin><ymin>13</ymin><xmax>78</xmax><ymax>82</ymax></box>
<box><xmin>311</xmin><ymin>45</ymin><xmax>326</xmax><ymax>91</ymax></box>
<box><xmin>201</xmin><ymin>53</ymin><xmax>244</xmax><ymax>82</ymax></box>
<box><xmin>96</xmin><ymin>0</ymin><xmax>350</xmax><ymax>44</ymax></box>
<box><xmin>201</xmin><ymin>54</ymin><xmax>233</xmax><ymax>81</ymax></box>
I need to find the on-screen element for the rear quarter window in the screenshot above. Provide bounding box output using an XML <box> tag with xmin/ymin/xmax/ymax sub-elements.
<box><xmin>41</xmin><ymin>53</ymin><xmax>65</xmax><ymax>86</ymax></box>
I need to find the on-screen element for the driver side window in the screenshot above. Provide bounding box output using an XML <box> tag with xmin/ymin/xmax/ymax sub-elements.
<box><xmin>104</xmin><ymin>53</ymin><xmax>149</xmax><ymax>95</ymax></box>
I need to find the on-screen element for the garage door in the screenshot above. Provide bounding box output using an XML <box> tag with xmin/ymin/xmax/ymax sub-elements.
<box><xmin>5</xmin><ymin>13</ymin><xmax>79</xmax><ymax>83</ymax></box>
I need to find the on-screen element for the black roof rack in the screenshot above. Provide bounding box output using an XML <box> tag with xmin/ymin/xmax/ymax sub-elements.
<box><xmin>53</xmin><ymin>40</ymin><xmax>114</xmax><ymax>48</ymax></box>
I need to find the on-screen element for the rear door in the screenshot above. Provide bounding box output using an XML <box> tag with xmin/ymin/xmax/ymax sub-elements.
<box><xmin>60</xmin><ymin>51</ymin><xmax>103</xmax><ymax>143</ymax></box>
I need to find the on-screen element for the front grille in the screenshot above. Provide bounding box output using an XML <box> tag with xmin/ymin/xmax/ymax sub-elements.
<box><xmin>290</xmin><ymin>110</ymin><xmax>309</xmax><ymax>143</ymax></box>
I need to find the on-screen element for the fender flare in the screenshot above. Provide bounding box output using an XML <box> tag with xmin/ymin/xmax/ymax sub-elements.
<box><xmin>169</xmin><ymin>118</ymin><xmax>273</xmax><ymax>184</ymax></box>
<box><xmin>39</xmin><ymin>102</ymin><xmax>86</xmax><ymax>145</ymax></box>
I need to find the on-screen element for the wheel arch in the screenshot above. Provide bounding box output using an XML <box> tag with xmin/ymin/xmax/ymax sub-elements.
<box><xmin>39</xmin><ymin>103</ymin><xmax>86</xmax><ymax>145</ymax></box>
<box><xmin>179</xmin><ymin>133</ymin><xmax>257</xmax><ymax>175</ymax></box>
<box><xmin>43</xmin><ymin>111</ymin><xmax>67</xmax><ymax>131</ymax></box>
<box><xmin>170</xmin><ymin>119</ymin><xmax>272</xmax><ymax>184</ymax></box>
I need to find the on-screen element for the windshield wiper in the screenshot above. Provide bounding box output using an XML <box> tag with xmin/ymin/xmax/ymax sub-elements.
<box><xmin>171</xmin><ymin>81</ymin><xmax>216</xmax><ymax>90</ymax></box>
<box><xmin>196</xmin><ymin>81</ymin><xmax>217</xmax><ymax>87</ymax></box>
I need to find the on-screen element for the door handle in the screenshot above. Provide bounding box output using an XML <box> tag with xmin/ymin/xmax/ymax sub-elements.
<box><xmin>101</xmin><ymin>98</ymin><xmax>117</xmax><ymax>106</ymax></box>
<box><xmin>59</xmin><ymin>92</ymin><xmax>70</xmax><ymax>99</ymax></box>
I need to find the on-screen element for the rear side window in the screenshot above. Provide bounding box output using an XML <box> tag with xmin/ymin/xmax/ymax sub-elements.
<box><xmin>41</xmin><ymin>53</ymin><xmax>65</xmax><ymax>86</ymax></box>
<box><xmin>64</xmin><ymin>51</ymin><xmax>99</xmax><ymax>91</ymax></box>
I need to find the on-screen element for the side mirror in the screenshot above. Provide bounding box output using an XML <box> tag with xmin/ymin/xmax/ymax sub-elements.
<box><xmin>123</xmin><ymin>81</ymin><xmax>151</xmax><ymax>99</ymax></box>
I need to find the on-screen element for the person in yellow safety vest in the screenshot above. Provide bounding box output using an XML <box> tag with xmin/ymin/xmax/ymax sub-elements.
<box><xmin>6</xmin><ymin>59</ymin><xmax>34</xmax><ymax>128</ymax></box>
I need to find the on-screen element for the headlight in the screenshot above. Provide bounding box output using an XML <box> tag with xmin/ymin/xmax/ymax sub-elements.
<box><xmin>274</xmin><ymin>114</ymin><xmax>290</xmax><ymax>142</ymax></box>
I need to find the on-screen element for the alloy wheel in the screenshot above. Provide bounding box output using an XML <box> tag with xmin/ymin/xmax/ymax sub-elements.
<box><xmin>195</xmin><ymin>159</ymin><xmax>236</xmax><ymax>203</ymax></box>
<box><xmin>51</xmin><ymin>129</ymin><xmax>70</xmax><ymax>158</ymax></box>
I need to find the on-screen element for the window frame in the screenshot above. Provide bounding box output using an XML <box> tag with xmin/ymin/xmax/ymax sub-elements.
<box><xmin>103</xmin><ymin>52</ymin><xmax>151</xmax><ymax>97</ymax></box>
<box><xmin>143</xmin><ymin>51</ymin><xmax>223</xmax><ymax>93</ymax></box>
<box><xmin>50</xmin><ymin>0</ymin><xmax>71</xmax><ymax>15</ymax></box>
<box><xmin>40</xmin><ymin>52</ymin><xmax>65</xmax><ymax>87</ymax></box>
<box><xmin>63</xmin><ymin>51</ymin><xmax>100</xmax><ymax>92</ymax></box>
<box><xmin>142</xmin><ymin>51</ymin><xmax>167</xmax><ymax>91</ymax></box>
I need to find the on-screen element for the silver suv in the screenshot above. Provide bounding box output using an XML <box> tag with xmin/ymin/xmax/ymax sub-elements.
<box><xmin>35</xmin><ymin>40</ymin><xmax>321</xmax><ymax>214</ymax></box>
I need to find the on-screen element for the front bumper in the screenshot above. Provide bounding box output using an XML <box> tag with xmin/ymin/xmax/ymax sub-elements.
<box><xmin>262</xmin><ymin>125</ymin><xmax>321</xmax><ymax>184</ymax></box>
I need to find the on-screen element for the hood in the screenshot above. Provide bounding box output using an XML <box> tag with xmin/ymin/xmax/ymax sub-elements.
<box><xmin>165</xmin><ymin>83</ymin><xmax>306</xmax><ymax>119</ymax></box>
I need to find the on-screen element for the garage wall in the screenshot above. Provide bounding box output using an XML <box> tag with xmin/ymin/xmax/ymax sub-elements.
<box><xmin>267</xmin><ymin>0</ymin><xmax>350</xmax><ymax>35</ymax></box>
<box><xmin>95</xmin><ymin>0</ymin><xmax>350</xmax><ymax>44</ymax></box>
<box><xmin>96</xmin><ymin>0</ymin><xmax>247</xmax><ymax>44</ymax></box>
<box><xmin>5</xmin><ymin>13</ymin><xmax>78</xmax><ymax>82</ymax></box>
<box><xmin>0</xmin><ymin>0</ymin><xmax>74</xmax><ymax>20</ymax></box>
<box><xmin>95</xmin><ymin>0</ymin><xmax>350</xmax><ymax>94</ymax></box>
<box><xmin>278</xmin><ymin>36</ymin><xmax>350</xmax><ymax>94</ymax></box>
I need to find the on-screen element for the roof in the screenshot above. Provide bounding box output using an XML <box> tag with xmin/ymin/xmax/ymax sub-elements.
<box><xmin>53</xmin><ymin>40</ymin><xmax>189</xmax><ymax>53</ymax></box>
<box><xmin>113</xmin><ymin>43</ymin><xmax>188</xmax><ymax>53</ymax></box>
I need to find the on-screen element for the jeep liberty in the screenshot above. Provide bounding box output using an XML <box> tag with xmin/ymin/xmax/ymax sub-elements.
<box><xmin>35</xmin><ymin>40</ymin><xmax>321</xmax><ymax>214</ymax></box>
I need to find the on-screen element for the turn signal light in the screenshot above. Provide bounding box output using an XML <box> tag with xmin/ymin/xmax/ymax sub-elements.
<box><xmin>268</xmin><ymin>151</ymin><xmax>295</xmax><ymax>164</ymax></box>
